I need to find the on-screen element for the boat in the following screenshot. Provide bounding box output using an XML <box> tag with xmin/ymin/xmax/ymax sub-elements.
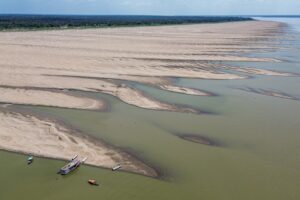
<box><xmin>27</xmin><ymin>156</ymin><xmax>34</xmax><ymax>165</ymax></box>
<box><xmin>88</xmin><ymin>179</ymin><xmax>99</xmax><ymax>186</ymax></box>
<box><xmin>58</xmin><ymin>155</ymin><xmax>87</xmax><ymax>175</ymax></box>
<box><xmin>112</xmin><ymin>164</ymin><xmax>122</xmax><ymax>171</ymax></box>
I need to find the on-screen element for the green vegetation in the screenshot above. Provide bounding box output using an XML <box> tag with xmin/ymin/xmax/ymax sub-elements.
<box><xmin>0</xmin><ymin>15</ymin><xmax>253</xmax><ymax>31</ymax></box>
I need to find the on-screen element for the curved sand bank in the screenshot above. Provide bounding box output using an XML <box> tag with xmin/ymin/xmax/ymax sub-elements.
<box><xmin>158</xmin><ymin>85</ymin><xmax>214</xmax><ymax>96</ymax></box>
<box><xmin>0</xmin><ymin>75</ymin><xmax>202</xmax><ymax>113</ymax></box>
<box><xmin>0</xmin><ymin>87</ymin><xmax>105</xmax><ymax>111</ymax></box>
<box><xmin>0</xmin><ymin>20</ymin><xmax>288</xmax><ymax>113</ymax></box>
<box><xmin>0</xmin><ymin>111</ymin><xmax>158</xmax><ymax>177</ymax></box>
<box><xmin>0</xmin><ymin>20</ymin><xmax>290</xmax><ymax>178</ymax></box>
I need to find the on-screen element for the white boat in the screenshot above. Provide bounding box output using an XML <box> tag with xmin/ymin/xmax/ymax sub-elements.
<box><xmin>58</xmin><ymin>156</ymin><xmax>87</xmax><ymax>175</ymax></box>
<box><xmin>112</xmin><ymin>164</ymin><xmax>122</xmax><ymax>171</ymax></box>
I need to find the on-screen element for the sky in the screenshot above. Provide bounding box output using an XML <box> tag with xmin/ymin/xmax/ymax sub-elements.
<box><xmin>0</xmin><ymin>0</ymin><xmax>299</xmax><ymax>16</ymax></box>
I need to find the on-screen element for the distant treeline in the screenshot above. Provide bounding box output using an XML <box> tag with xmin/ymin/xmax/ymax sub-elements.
<box><xmin>0</xmin><ymin>15</ymin><xmax>253</xmax><ymax>31</ymax></box>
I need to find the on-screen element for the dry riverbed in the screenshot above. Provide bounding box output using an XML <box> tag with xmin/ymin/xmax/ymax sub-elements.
<box><xmin>0</xmin><ymin>20</ymin><xmax>289</xmax><ymax>112</ymax></box>
<box><xmin>0</xmin><ymin>20</ymin><xmax>291</xmax><ymax>177</ymax></box>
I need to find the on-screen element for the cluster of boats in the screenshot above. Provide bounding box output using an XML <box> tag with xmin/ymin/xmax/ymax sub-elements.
<box><xmin>27</xmin><ymin>154</ymin><xmax>122</xmax><ymax>186</ymax></box>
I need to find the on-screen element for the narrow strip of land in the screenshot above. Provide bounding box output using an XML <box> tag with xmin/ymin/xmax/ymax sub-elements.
<box><xmin>0</xmin><ymin>111</ymin><xmax>158</xmax><ymax>177</ymax></box>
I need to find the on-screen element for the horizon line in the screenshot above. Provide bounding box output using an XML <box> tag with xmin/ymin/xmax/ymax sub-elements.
<box><xmin>0</xmin><ymin>13</ymin><xmax>300</xmax><ymax>17</ymax></box>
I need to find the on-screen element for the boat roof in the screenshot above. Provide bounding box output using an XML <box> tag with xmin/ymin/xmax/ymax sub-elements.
<box><xmin>61</xmin><ymin>159</ymin><xmax>80</xmax><ymax>170</ymax></box>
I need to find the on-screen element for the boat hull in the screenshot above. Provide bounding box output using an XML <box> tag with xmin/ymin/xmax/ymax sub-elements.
<box><xmin>59</xmin><ymin>161</ymin><xmax>81</xmax><ymax>175</ymax></box>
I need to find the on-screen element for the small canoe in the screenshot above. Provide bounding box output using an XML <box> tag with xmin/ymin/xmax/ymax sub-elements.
<box><xmin>112</xmin><ymin>165</ymin><xmax>122</xmax><ymax>171</ymax></box>
<box><xmin>27</xmin><ymin>156</ymin><xmax>34</xmax><ymax>165</ymax></box>
<box><xmin>88</xmin><ymin>179</ymin><xmax>99</xmax><ymax>186</ymax></box>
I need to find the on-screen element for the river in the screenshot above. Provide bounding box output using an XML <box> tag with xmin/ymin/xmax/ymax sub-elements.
<box><xmin>0</xmin><ymin>18</ymin><xmax>299</xmax><ymax>200</ymax></box>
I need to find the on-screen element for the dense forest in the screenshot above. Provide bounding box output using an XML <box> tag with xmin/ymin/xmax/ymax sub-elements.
<box><xmin>0</xmin><ymin>15</ymin><xmax>253</xmax><ymax>30</ymax></box>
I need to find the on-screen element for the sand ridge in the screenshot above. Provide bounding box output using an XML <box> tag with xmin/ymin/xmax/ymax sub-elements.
<box><xmin>0</xmin><ymin>21</ymin><xmax>289</xmax><ymax>112</ymax></box>
<box><xmin>0</xmin><ymin>20</ymin><xmax>290</xmax><ymax>177</ymax></box>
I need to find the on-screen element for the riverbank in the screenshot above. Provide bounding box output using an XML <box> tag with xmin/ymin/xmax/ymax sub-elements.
<box><xmin>1</xmin><ymin>17</ymin><xmax>300</xmax><ymax>200</ymax></box>
<box><xmin>0</xmin><ymin>20</ymin><xmax>290</xmax><ymax>113</ymax></box>
<box><xmin>0</xmin><ymin>20</ymin><xmax>291</xmax><ymax>179</ymax></box>
<box><xmin>0</xmin><ymin>110</ymin><xmax>159</xmax><ymax>177</ymax></box>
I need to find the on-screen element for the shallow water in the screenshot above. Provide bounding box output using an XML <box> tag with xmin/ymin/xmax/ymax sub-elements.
<box><xmin>1</xmin><ymin>18</ymin><xmax>300</xmax><ymax>200</ymax></box>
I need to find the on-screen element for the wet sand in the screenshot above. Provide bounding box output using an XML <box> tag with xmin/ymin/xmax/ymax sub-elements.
<box><xmin>0</xmin><ymin>110</ymin><xmax>158</xmax><ymax>177</ymax></box>
<box><xmin>178</xmin><ymin>134</ymin><xmax>222</xmax><ymax>147</ymax></box>
<box><xmin>0</xmin><ymin>20</ymin><xmax>287</xmax><ymax>112</ymax></box>
<box><xmin>0</xmin><ymin>87</ymin><xmax>105</xmax><ymax>111</ymax></box>
<box><xmin>238</xmin><ymin>87</ymin><xmax>300</xmax><ymax>101</ymax></box>
<box><xmin>0</xmin><ymin>20</ymin><xmax>289</xmax><ymax>177</ymax></box>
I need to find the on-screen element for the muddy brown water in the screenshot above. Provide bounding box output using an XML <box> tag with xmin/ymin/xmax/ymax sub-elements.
<box><xmin>0</xmin><ymin>18</ymin><xmax>300</xmax><ymax>200</ymax></box>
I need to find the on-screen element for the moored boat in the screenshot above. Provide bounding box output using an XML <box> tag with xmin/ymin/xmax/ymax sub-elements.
<box><xmin>58</xmin><ymin>155</ymin><xmax>87</xmax><ymax>175</ymax></box>
<box><xmin>27</xmin><ymin>156</ymin><xmax>34</xmax><ymax>165</ymax></box>
<box><xmin>112</xmin><ymin>164</ymin><xmax>122</xmax><ymax>171</ymax></box>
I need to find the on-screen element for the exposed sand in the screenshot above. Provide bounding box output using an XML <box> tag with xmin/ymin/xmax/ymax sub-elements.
<box><xmin>0</xmin><ymin>111</ymin><xmax>158</xmax><ymax>177</ymax></box>
<box><xmin>158</xmin><ymin>85</ymin><xmax>212</xmax><ymax>96</ymax></box>
<box><xmin>225</xmin><ymin>66</ymin><xmax>296</xmax><ymax>76</ymax></box>
<box><xmin>0</xmin><ymin>20</ymin><xmax>289</xmax><ymax>177</ymax></box>
<box><xmin>0</xmin><ymin>87</ymin><xmax>104</xmax><ymax>111</ymax></box>
<box><xmin>0</xmin><ymin>20</ymin><xmax>287</xmax><ymax>112</ymax></box>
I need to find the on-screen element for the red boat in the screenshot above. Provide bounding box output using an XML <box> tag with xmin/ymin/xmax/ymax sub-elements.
<box><xmin>88</xmin><ymin>179</ymin><xmax>99</xmax><ymax>186</ymax></box>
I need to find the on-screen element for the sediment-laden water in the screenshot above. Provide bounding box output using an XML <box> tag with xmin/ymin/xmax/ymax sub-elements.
<box><xmin>0</xmin><ymin>18</ymin><xmax>300</xmax><ymax>200</ymax></box>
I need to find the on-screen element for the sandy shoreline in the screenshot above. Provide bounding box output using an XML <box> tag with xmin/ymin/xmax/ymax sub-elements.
<box><xmin>0</xmin><ymin>21</ymin><xmax>289</xmax><ymax>113</ymax></box>
<box><xmin>0</xmin><ymin>20</ymin><xmax>290</xmax><ymax>177</ymax></box>
<box><xmin>0</xmin><ymin>110</ymin><xmax>158</xmax><ymax>177</ymax></box>
<box><xmin>0</xmin><ymin>87</ymin><xmax>105</xmax><ymax>111</ymax></box>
